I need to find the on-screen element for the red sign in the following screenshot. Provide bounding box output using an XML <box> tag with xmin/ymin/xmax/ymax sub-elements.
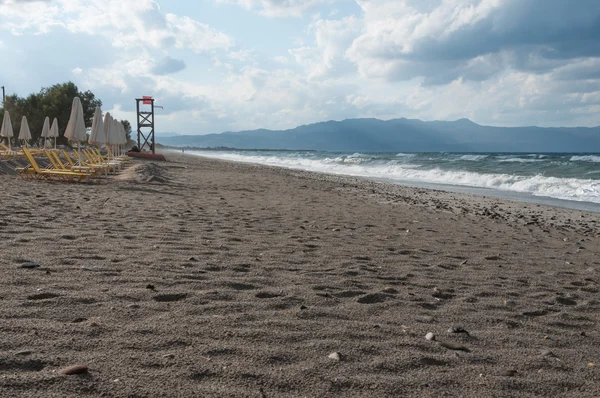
<box><xmin>143</xmin><ymin>96</ymin><xmax>153</xmax><ymax>105</ymax></box>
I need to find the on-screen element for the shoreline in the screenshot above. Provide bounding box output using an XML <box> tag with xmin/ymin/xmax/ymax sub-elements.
<box><xmin>170</xmin><ymin>149</ymin><xmax>600</xmax><ymax>215</ymax></box>
<box><xmin>168</xmin><ymin>149</ymin><xmax>600</xmax><ymax>236</ymax></box>
<box><xmin>1</xmin><ymin>154</ymin><xmax>600</xmax><ymax>397</ymax></box>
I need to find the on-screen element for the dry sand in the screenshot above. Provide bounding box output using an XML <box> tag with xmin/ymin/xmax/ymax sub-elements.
<box><xmin>1</xmin><ymin>154</ymin><xmax>600</xmax><ymax>397</ymax></box>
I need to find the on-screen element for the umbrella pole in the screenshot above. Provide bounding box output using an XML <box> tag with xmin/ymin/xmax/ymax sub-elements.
<box><xmin>78</xmin><ymin>142</ymin><xmax>81</xmax><ymax>166</ymax></box>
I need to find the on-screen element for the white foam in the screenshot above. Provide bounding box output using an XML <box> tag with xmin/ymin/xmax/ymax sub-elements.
<box><xmin>571</xmin><ymin>155</ymin><xmax>600</xmax><ymax>163</ymax></box>
<box><xmin>188</xmin><ymin>151</ymin><xmax>600</xmax><ymax>204</ymax></box>
<box><xmin>498</xmin><ymin>158</ymin><xmax>543</xmax><ymax>163</ymax></box>
<box><xmin>459</xmin><ymin>154</ymin><xmax>488</xmax><ymax>161</ymax></box>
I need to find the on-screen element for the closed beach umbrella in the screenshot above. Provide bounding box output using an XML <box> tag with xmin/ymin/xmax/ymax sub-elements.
<box><xmin>103</xmin><ymin>112</ymin><xmax>112</xmax><ymax>156</ymax></box>
<box><xmin>49</xmin><ymin>118</ymin><xmax>59</xmax><ymax>149</ymax></box>
<box><xmin>19</xmin><ymin>116</ymin><xmax>32</xmax><ymax>146</ymax></box>
<box><xmin>64</xmin><ymin>97</ymin><xmax>87</xmax><ymax>164</ymax></box>
<box><xmin>89</xmin><ymin>107</ymin><xmax>105</xmax><ymax>165</ymax></box>
<box><xmin>109</xmin><ymin>119</ymin><xmax>119</xmax><ymax>157</ymax></box>
<box><xmin>41</xmin><ymin>117</ymin><xmax>50</xmax><ymax>148</ymax></box>
<box><xmin>118</xmin><ymin>122</ymin><xmax>126</xmax><ymax>156</ymax></box>
<box><xmin>88</xmin><ymin>106</ymin><xmax>105</xmax><ymax>146</ymax></box>
<box><xmin>1</xmin><ymin>111</ymin><xmax>14</xmax><ymax>151</ymax></box>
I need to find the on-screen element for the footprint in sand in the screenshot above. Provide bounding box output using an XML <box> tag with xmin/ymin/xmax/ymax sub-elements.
<box><xmin>27</xmin><ymin>292</ymin><xmax>61</xmax><ymax>300</ymax></box>
<box><xmin>153</xmin><ymin>293</ymin><xmax>187</xmax><ymax>302</ymax></box>
<box><xmin>357</xmin><ymin>292</ymin><xmax>394</xmax><ymax>304</ymax></box>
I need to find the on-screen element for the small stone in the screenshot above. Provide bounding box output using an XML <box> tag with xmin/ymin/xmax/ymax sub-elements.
<box><xmin>15</xmin><ymin>350</ymin><xmax>33</xmax><ymax>356</ymax></box>
<box><xmin>425</xmin><ymin>332</ymin><xmax>436</xmax><ymax>341</ymax></box>
<box><xmin>127</xmin><ymin>304</ymin><xmax>141</xmax><ymax>309</ymax></box>
<box><xmin>381</xmin><ymin>287</ymin><xmax>399</xmax><ymax>294</ymax></box>
<box><xmin>72</xmin><ymin>318</ymin><xmax>87</xmax><ymax>323</ymax></box>
<box><xmin>504</xmin><ymin>300</ymin><xmax>516</xmax><ymax>307</ymax></box>
<box><xmin>19</xmin><ymin>263</ymin><xmax>41</xmax><ymax>269</ymax></box>
<box><xmin>332</xmin><ymin>228</ymin><xmax>341</xmax><ymax>232</ymax></box>
<box><xmin>188</xmin><ymin>257</ymin><xmax>198</xmax><ymax>262</ymax></box>
<box><xmin>146</xmin><ymin>284</ymin><xmax>156</xmax><ymax>290</ymax></box>
<box><xmin>299</xmin><ymin>305</ymin><xmax>307</xmax><ymax>310</ymax></box>
<box><xmin>328</xmin><ymin>352</ymin><xmax>342</xmax><ymax>361</ymax></box>
<box><xmin>500</xmin><ymin>369</ymin><xmax>517</xmax><ymax>377</ymax></box>
<box><xmin>60</xmin><ymin>364</ymin><xmax>88</xmax><ymax>375</ymax></box>
<box><xmin>163</xmin><ymin>354</ymin><xmax>175</xmax><ymax>359</ymax></box>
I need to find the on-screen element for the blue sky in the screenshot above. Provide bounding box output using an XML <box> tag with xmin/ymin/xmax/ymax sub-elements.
<box><xmin>0</xmin><ymin>0</ymin><xmax>599</xmax><ymax>135</ymax></box>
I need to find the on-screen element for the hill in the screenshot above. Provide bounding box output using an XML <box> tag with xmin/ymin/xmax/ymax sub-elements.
<box><xmin>158</xmin><ymin>118</ymin><xmax>600</xmax><ymax>152</ymax></box>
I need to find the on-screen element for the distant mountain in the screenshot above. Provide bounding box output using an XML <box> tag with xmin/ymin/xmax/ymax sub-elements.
<box><xmin>157</xmin><ymin>118</ymin><xmax>600</xmax><ymax>152</ymax></box>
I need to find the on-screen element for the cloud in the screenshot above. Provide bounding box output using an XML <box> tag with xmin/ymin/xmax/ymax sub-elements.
<box><xmin>289</xmin><ymin>15</ymin><xmax>362</xmax><ymax>80</ymax></box>
<box><xmin>0</xmin><ymin>0</ymin><xmax>233</xmax><ymax>53</ymax></box>
<box><xmin>216</xmin><ymin>0</ymin><xmax>338</xmax><ymax>17</ymax></box>
<box><xmin>72</xmin><ymin>67</ymin><xmax>83</xmax><ymax>75</ymax></box>
<box><xmin>151</xmin><ymin>57</ymin><xmax>186</xmax><ymax>75</ymax></box>
<box><xmin>347</xmin><ymin>0</ymin><xmax>600</xmax><ymax>84</ymax></box>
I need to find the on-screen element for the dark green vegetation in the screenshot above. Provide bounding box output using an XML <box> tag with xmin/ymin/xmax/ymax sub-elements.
<box><xmin>0</xmin><ymin>82</ymin><xmax>131</xmax><ymax>145</ymax></box>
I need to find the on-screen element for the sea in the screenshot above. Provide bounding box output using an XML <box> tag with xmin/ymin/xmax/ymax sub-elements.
<box><xmin>184</xmin><ymin>150</ymin><xmax>600</xmax><ymax>212</ymax></box>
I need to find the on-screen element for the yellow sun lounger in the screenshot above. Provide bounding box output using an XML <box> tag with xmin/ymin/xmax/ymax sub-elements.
<box><xmin>17</xmin><ymin>148</ymin><xmax>92</xmax><ymax>182</ymax></box>
<box><xmin>63</xmin><ymin>150</ymin><xmax>109</xmax><ymax>174</ymax></box>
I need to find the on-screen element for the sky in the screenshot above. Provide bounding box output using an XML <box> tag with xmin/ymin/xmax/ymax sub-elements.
<box><xmin>0</xmin><ymin>0</ymin><xmax>599</xmax><ymax>136</ymax></box>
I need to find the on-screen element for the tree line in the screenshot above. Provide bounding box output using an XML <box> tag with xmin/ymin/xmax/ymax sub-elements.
<box><xmin>0</xmin><ymin>82</ymin><xmax>132</xmax><ymax>145</ymax></box>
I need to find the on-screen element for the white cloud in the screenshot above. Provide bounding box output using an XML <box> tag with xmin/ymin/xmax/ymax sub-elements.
<box><xmin>1</xmin><ymin>0</ymin><xmax>599</xmax><ymax>135</ymax></box>
<box><xmin>0</xmin><ymin>0</ymin><xmax>233</xmax><ymax>53</ymax></box>
<box><xmin>216</xmin><ymin>0</ymin><xmax>338</xmax><ymax>17</ymax></box>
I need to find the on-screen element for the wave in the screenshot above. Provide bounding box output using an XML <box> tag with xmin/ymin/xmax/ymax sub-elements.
<box><xmin>459</xmin><ymin>154</ymin><xmax>488</xmax><ymax>161</ymax></box>
<box><xmin>188</xmin><ymin>151</ymin><xmax>600</xmax><ymax>204</ymax></box>
<box><xmin>498</xmin><ymin>158</ymin><xmax>543</xmax><ymax>163</ymax></box>
<box><xmin>396</xmin><ymin>153</ymin><xmax>416</xmax><ymax>158</ymax></box>
<box><xmin>571</xmin><ymin>155</ymin><xmax>600</xmax><ymax>163</ymax></box>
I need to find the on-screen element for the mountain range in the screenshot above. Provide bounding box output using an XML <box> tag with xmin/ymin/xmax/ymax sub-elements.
<box><xmin>157</xmin><ymin>118</ymin><xmax>600</xmax><ymax>152</ymax></box>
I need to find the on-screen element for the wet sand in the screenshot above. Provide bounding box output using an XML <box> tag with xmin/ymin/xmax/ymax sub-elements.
<box><xmin>1</xmin><ymin>154</ymin><xmax>599</xmax><ymax>397</ymax></box>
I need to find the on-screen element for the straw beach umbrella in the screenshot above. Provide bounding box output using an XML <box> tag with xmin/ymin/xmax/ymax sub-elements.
<box><xmin>64</xmin><ymin>97</ymin><xmax>87</xmax><ymax>165</ymax></box>
<box><xmin>19</xmin><ymin>116</ymin><xmax>32</xmax><ymax>147</ymax></box>
<box><xmin>41</xmin><ymin>117</ymin><xmax>50</xmax><ymax>148</ymax></box>
<box><xmin>1</xmin><ymin>111</ymin><xmax>14</xmax><ymax>151</ymax></box>
<box><xmin>49</xmin><ymin>118</ymin><xmax>59</xmax><ymax>149</ymax></box>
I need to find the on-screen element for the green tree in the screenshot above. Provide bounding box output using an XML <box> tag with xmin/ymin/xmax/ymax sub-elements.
<box><xmin>1</xmin><ymin>82</ymin><xmax>103</xmax><ymax>146</ymax></box>
<box><xmin>120</xmin><ymin>119</ymin><xmax>132</xmax><ymax>142</ymax></box>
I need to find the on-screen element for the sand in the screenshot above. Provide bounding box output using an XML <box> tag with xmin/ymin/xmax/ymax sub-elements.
<box><xmin>1</xmin><ymin>154</ymin><xmax>599</xmax><ymax>397</ymax></box>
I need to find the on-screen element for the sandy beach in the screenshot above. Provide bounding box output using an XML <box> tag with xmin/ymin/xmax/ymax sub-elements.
<box><xmin>1</xmin><ymin>153</ymin><xmax>600</xmax><ymax>397</ymax></box>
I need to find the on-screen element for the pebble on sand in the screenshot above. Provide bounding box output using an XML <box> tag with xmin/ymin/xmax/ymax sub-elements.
<box><xmin>425</xmin><ymin>332</ymin><xmax>436</xmax><ymax>341</ymax></box>
<box><xmin>60</xmin><ymin>365</ymin><xmax>88</xmax><ymax>375</ymax></box>
<box><xmin>328</xmin><ymin>352</ymin><xmax>342</xmax><ymax>361</ymax></box>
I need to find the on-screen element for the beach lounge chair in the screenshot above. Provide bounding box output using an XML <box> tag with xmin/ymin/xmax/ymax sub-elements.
<box><xmin>84</xmin><ymin>149</ymin><xmax>121</xmax><ymax>172</ymax></box>
<box><xmin>71</xmin><ymin>150</ymin><xmax>112</xmax><ymax>175</ymax></box>
<box><xmin>17</xmin><ymin>148</ymin><xmax>92</xmax><ymax>182</ymax></box>
<box><xmin>62</xmin><ymin>150</ymin><xmax>105</xmax><ymax>173</ymax></box>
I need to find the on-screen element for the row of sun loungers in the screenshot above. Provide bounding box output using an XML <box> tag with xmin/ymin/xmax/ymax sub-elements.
<box><xmin>16</xmin><ymin>147</ymin><xmax>131</xmax><ymax>182</ymax></box>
